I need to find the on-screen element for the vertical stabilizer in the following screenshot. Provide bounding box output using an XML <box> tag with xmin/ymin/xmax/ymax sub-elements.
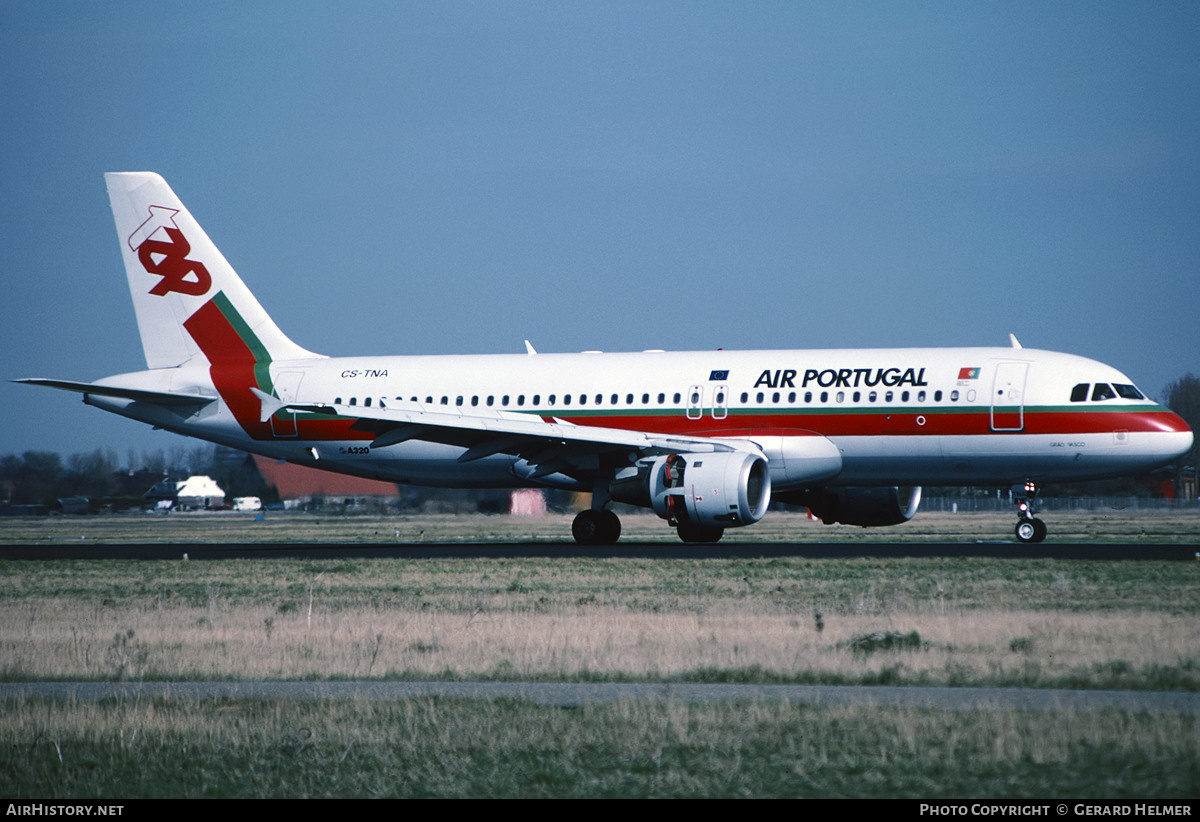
<box><xmin>105</xmin><ymin>172</ymin><xmax>321</xmax><ymax>369</ymax></box>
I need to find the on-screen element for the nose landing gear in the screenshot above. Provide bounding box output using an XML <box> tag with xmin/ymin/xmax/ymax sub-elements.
<box><xmin>1013</xmin><ymin>482</ymin><xmax>1047</xmax><ymax>543</ymax></box>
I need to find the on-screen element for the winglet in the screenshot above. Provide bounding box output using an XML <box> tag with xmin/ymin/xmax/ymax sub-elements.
<box><xmin>524</xmin><ymin>340</ymin><xmax>537</xmax><ymax>355</ymax></box>
<box><xmin>1008</xmin><ymin>333</ymin><xmax>1023</xmax><ymax>349</ymax></box>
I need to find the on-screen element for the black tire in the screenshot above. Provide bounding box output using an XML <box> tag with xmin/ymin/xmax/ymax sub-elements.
<box><xmin>597</xmin><ymin>509</ymin><xmax>622</xmax><ymax>544</ymax></box>
<box><xmin>572</xmin><ymin>510</ymin><xmax>603</xmax><ymax>545</ymax></box>
<box><xmin>677</xmin><ymin>523</ymin><xmax>724</xmax><ymax>543</ymax></box>
<box><xmin>1015</xmin><ymin>518</ymin><xmax>1047</xmax><ymax>544</ymax></box>
<box><xmin>573</xmin><ymin>509</ymin><xmax>622</xmax><ymax>545</ymax></box>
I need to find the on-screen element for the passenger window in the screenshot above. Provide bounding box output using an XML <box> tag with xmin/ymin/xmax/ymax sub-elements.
<box><xmin>1092</xmin><ymin>383</ymin><xmax>1116</xmax><ymax>402</ymax></box>
<box><xmin>455</xmin><ymin>396</ymin><xmax>463</xmax><ymax>406</ymax></box>
<box><xmin>773</xmin><ymin>392</ymin><xmax>780</xmax><ymax>403</ymax></box>
<box><xmin>502</xmin><ymin>395</ymin><xmax>509</xmax><ymax>406</ymax></box>
<box><xmin>532</xmin><ymin>395</ymin><xmax>541</xmax><ymax>406</ymax></box>
<box><xmin>820</xmin><ymin>391</ymin><xmax>828</xmax><ymax>403</ymax></box>
<box><xmin>596</xmin><ymin>394</ymin><xmax>603</xmax><ymax>405</ymax></box>
<box><xmin>788</xmin><ymin>391</ymin><xmax>796</xmax><ymax>403</ymax></box>
<box><xmin>950</xmin><ymin>390</ymin><xmax>959</xmax><ymax>401</ymax></box>
<box><xmin>934</xmin><ymin>390</ymin><xmax>942</xmax><ymax>402</ymax></box>
<box><xmin>657</xmin><ymin>393</ymin><xmax>666</xmax><ymax>404</ymax></box>
<box><xmin>563</xmin><ymin>394</ymin><xmax>571</xmax><ymax>406</ymax></box>
<box><xmin>868</xmin><ymin>391</ymin><xmax>877</xmax><ymax>402</ymax></box>
<box><xmin>349</xmin><ymin>397</ymin><xmax>357</xmax><ymax>406</ymax></box>
<box><xmin>756</xmin><ymin>392</ymin><xmax>764</xmax><ymax>403</ymax></box>
<box><xmin>517</xmin><ymin>395</ymin><xmax>525</xmax><ymax>406</ymax></box>
<box><xmin>611</xmin><ymin>394</ymin><xmax>619</xmax><ymax>405</ymax></box>
<box><xmin>547</xmin><ymin>394</ymin><xmax>556</xmax><ymax>406</ymax></box>
<box><xmin>364</xmin><ymin>397</ymin><xmax>372</xmax><ymax>407</ymax></box>
<box><xmin>805</xmin><ymin>392</ymin><xmax>812</xmax><ymax>403</ymax></box>
<box><xmin>852</xmin><ymin>391</ymin><xmax>860</xmax><ymax>403</ymax></box>
<box><xmin>836</xmin><ymin>391</ymin><xmax>845</xmax><ymax>403</ymax></box>
<box><xmin>1070</xmin><ymin>383</ymin><xmax>1089</xmax><ymax>402</ymax></box>
<box><xmin>486</xmin><ymin>396</ymin><xmax>494</xmax><ymax>406</ymax></box>
<box><xmin>642</xmin><ymin>393</ymin><xmax>650</xmax><ymax>404</ymax></box>
<box><xmin>741</xmin><ymin>392</ymin><xmax>749</xmax><ymax>403</ymax></box>
<box><xmin>471</xmin><ymin>396</ymin><xmax>478</xmax><ymax>407</ymax></box>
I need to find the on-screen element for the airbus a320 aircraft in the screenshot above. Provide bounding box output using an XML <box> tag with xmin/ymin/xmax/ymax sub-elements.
<box><xmin>18</xmin><ymin>173</ymin><xmax>1193</xmax><ymax>544</ymax></box>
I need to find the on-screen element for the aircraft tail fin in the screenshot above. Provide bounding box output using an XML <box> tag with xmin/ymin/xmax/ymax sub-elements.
<box><xmin>105</xmin><ymin>172</ymin><xmax>322</xmax><ymax>370</ymax></box>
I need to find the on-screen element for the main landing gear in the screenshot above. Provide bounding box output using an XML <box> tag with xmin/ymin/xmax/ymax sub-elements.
<box><xmin>572</xmin><ymin>481</ymin><xmax>622</xmax><ymax>545</ymax></box>
<box><xmin>1012</xmin><ymin>481</ymin><xmax>1047</xmax><ymax>543</ymax></box>
<box><xmin>572</xmin><ymin>508</ymin><xmax>622</xmax><ymax>545</ymax></box>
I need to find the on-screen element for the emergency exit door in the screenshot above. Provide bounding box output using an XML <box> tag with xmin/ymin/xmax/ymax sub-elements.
<box><xmin>990</xmin><ymin>362</ymin><xmax>1028</xmax><ymax>432</ymax></box>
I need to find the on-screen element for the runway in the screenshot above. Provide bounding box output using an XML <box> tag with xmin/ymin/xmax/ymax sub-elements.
<box><xmin>0</xmin><ymin>541</ymin><xmax>1195</xmax><ymax>560</ymax></box>
<box><xmin>3</xmin><ymin>680</ymin><xmax>1198</xmax><ymax>714</ymax></box>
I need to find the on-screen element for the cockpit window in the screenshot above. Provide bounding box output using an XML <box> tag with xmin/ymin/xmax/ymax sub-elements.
<box><xmin>1091</xmin><ymin>383</ymin><xmax>1116</xmax><ymax>402</ymax></box>
<box><xmin>1070</xmin><ymin>383</ymin><xmax>1089</xmax><ymax>402</ymax></box>
<box><xmin>1113</xmin><ymin>383</ymin><xmax>1144</xmax><ymax>400</ymax></box>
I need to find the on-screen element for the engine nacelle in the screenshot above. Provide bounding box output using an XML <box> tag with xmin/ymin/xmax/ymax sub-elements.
<box><xmin>610</xmin><ymin>451</ymin><xmax>771</xmax><ymax>528</ymax></box>
<box><xmin>778</xmin><ymin>486</ymin><xmax>922</xmax><ymax>527</ymax></box>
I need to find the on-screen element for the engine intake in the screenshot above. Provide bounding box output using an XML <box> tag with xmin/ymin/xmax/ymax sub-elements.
<box><xmin>610</xmin><ymin>451</ymin><xmax>771</xmax><ymax>528</ymax></box>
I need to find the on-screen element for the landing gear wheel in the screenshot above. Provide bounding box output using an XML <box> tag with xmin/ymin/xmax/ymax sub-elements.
<box><xmin>1015</xmin><ymin>517</ymin><xmax>1047</xmax><ymax>544</ymax></box>
<box><xmin>676</xmin><ymin>523</ymin><xmax>725</xmax><ymax>543</ymax></box>
<box><xmin>572</xmin><ymin>509</ymin><xmax>621</xmax><ymax>545</ymax></box>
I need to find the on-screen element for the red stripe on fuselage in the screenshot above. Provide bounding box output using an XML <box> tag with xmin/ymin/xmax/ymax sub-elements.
<box><xmin>184</xmin><ymin>300</ymin><xmax>369</xmax><ymax>441</ymax></box>
<box><xmin>548</xmin><ymin>408</ymin><xmax>1187</xmax><ymax>438</ymax></box>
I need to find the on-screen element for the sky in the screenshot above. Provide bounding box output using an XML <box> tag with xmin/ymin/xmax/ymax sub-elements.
<box><xmin>2</xmin><ymin>1</ymin><xmax>1198</xmax><ymax>461</ymax></box>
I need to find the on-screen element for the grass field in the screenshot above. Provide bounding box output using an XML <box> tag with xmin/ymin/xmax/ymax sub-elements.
<box><xmin>1</xmin><ymin>510</ymin><xmax>1197</xmax><ymax>797</ymax></box>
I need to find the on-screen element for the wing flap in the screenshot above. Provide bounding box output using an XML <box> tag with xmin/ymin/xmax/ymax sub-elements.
<box><xmin>296</xmin><ymin>399</ymin><xmax>744</xmax><ymax>473</ymax></box>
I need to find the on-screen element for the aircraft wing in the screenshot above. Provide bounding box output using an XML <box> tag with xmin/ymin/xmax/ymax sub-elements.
<box><xmin>15</xmin><ymin>378</ymin><xmax>216</xmax><ymax>409</ymax></box>
<box><xmin>253</xmin><ymin>389</ymin><xmax>747</xmax><ymax>479</ymax></box>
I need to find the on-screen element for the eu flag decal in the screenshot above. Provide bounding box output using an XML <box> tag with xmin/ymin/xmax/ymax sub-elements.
<box><xmin>709</xmin><ymin>370</ymin><xmax>729</xmax><ymax>381</ymax></box>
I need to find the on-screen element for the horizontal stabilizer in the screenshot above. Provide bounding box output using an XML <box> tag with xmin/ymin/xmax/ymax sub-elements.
<box><xmin>15</xmin><ymin>378</ymin><xmax>215</xmax><ymax>409</ymax></box>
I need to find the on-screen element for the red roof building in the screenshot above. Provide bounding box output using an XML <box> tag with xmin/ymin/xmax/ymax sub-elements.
<box><xmin>250</xmin><ymin>455</ymin><xmax>401</xmax><ymax>507</ymax></box>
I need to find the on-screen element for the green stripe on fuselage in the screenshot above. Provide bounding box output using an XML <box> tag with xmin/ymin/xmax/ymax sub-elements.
<box><xmin>211</xmin><ymin>290</ymin><xmax>275</xmax><ymax>397</ymax></box>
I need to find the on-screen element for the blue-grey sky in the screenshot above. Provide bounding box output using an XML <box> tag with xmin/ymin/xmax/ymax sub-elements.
<box><xmin>2</xmin><ymin>1</ymin><xmax>1198</xmax><ymax>461</ymax></box>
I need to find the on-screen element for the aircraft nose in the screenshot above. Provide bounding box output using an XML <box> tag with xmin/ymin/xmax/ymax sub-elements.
<box><xmin>1161</xmin><ymin>410</ymin><xmax>1194</xmax><ymax>460</ymax></box>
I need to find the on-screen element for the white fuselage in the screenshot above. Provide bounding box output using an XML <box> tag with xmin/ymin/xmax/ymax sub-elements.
<box><xmin>88</xmin><ymin>345</ymin><xmax>1192</xmax><ymax>492</ymax></box>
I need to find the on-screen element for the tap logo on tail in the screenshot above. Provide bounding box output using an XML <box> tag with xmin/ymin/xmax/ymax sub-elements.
<box><xmin>127</xmin><ymin>205</ymin><xmax>212</xmax><ymax>297</ymax></box>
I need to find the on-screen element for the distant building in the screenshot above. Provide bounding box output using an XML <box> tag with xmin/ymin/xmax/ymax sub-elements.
<box><xmin>249</xmin><ymin>454</ymin><xmax>401</xmax><ymax>509</ymax></box>
<box><xmin>146</xmin><ymin>475</ymin><xmax>226</xmax><ymax>510</ymax></box>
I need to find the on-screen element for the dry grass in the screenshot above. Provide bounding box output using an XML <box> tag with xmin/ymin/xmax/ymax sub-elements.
<box><xmin>2</xmin><ymin>590</ymin><xmax>1200</xmax><ymax>686</ymax></box>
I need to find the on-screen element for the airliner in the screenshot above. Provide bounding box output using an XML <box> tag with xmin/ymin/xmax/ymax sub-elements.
<box><xmin>18</xmin><ymin>173</ymin><xmax>1193</xmax><ymax>544</ymax></box>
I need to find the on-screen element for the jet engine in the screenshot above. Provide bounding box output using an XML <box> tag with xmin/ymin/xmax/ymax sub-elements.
<box><xmin>777</xmin><ymin>486</ymin><xmax>922</xmax><ymax>527</ymax></box>
<box><xmin>610</xmin><ymin>451</ymin><xmax>771</xmax><ymax>528</ymax></box>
